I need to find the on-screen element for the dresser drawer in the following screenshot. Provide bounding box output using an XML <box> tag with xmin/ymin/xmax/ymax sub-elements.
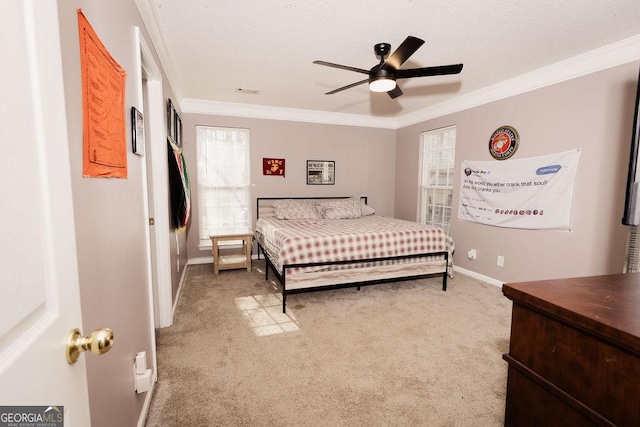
<box><xmin>506</xmin><ymin>303</ymin><xmax>640</xmax><ymax>424</ymax></box>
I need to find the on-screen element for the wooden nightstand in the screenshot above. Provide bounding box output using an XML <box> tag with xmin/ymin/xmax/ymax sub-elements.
<box><xmin>210</xmin><ymin>229</ymin><xmax>253</xmax><ymax>278</ymax></box>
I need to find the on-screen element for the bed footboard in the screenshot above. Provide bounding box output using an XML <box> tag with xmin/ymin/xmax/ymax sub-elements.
<box><xmin>259</xmin><ymin>242</ymin><xmax>448</xmax><ymax>313</ymax></box>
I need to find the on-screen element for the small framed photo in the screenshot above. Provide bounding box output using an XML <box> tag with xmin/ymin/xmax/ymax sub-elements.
<box><xmin>167</xmin><ymin>98</ymin><xmax>176</xmax><ymax>143</ymax></box>
<box><xmin>307</xmin><ymin>160</ymin><xmax>335</xmax><ymax>185</ymax></box>
<box><xmin>131</xmin><ymin>106</ymin><xmax>144</xmax><ymax>156</ymax></box>
<box><xmin>175</xmin><ymin>115</ymin><xmax>182</xmax><ymax>148</ymax></box>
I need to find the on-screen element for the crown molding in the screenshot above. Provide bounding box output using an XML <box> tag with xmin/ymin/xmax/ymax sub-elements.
<box><xmin>396</xmin><ymin>34</ymin><xmax>640</xmax><ymax>128</ymax></box>
<box><xmin>134</xmin><ymin>0</ymin><xmax>183</xmax><ymax>103</ymax></box>
<box><xmin>181</xmin><ymin>98</ymin><xmax>398</xmax><ymax>129</ymax></box>
<box><xmin>182</xmin><ymin>34</ymin><xmax>640</xmax><ymax>130</ymax></box>
<box><xmin>135</xmin><ymin>4</ymin><xmax>640</xmax><ymax>131</ymax></box>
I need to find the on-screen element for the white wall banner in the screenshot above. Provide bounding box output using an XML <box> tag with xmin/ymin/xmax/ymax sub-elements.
<box><xmin>458</xmin><ymin>149</ymin><xmax>580</xmax><ymax>231</ymax></box>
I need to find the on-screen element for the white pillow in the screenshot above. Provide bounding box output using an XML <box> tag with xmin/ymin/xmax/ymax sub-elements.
<box><xmin>272</xmin><ymin>199</ymin><xmax>320</xmax><ymax>220</ymax></box>
<box><xmin>361</xmin><ymin>202</ymin><xmax>375</xmax><ymax>216</ymax></box>
<box><xmin>320</xmin><ymin>198</ymin><xmax>362</xmax><ymax>219</ymax></box>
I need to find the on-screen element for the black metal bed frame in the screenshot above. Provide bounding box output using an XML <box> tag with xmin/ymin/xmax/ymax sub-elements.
<box><xmin>255</xmin><ymin>196</ymin><xmax>449</xmax><ymax>313</ymax></box>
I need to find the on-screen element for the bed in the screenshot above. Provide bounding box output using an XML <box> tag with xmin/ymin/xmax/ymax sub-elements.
<box><xmin>255</xmin><ymin>197</ymin><xmax>455</xmax><ymax>312</ymax></box>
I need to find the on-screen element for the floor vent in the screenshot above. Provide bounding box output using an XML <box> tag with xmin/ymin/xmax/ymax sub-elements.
<box><xmin>626</xmin><ymin>226</ymin><xmax>640</xmax><ymax>273</ymax></box>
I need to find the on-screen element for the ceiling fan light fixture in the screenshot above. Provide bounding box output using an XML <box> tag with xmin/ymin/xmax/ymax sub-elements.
<box><xmin>369</xmin><ymin>77</ymin><xmax>396</xmax><ymax>93</ymax></box>
<box><xmin>314</xmin><ymin>35</ymin><xmax>463</xmax><ymax>98</ymax></box>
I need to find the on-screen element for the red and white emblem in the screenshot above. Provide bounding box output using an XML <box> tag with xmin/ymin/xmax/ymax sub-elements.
<box><xmin>489</xmin><ymin>126</ymin><xmax>519</xmax><ymax>160</ymax></box>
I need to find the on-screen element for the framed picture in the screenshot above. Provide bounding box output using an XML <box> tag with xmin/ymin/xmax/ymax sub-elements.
<box><xmin>263</xmin><ymin>158</ymin><xmax>285</xmax><ymax>176</ymax></box>
<box><xmin>167</xmin><ymin>98</ymin><xmax>176</xmax><ymax>143</ymax></box>
<box><xmin>175</xmin><ymin>115</ymin><xmax>182</xmax><ymax>148</ymax></box>
<box><xmin>307</xmin><ymin>160</ymin><xmax>335</xmax><ymax>185</ymax></box>
<box><xmin>131</xmin><ymin>106</ymin><xmax>144</xmax><ymax>156</ymax></box>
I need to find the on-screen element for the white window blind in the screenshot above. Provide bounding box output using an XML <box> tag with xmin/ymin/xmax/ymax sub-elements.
<box><xmin>196</xmin><ymin>126</ymin><xmax>251</xmax><ymax>247</ymax></box>
<box><xmin>418</xmin><ymin>126</ymin><xmax>456</xmax><ymax>231</ymax></box>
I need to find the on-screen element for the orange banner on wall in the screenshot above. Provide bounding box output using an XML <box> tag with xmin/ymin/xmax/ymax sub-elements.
<box><xmin>78</xmin><ymin>9</ymin><xmax>127</xmax><ymax>178</ymax></box>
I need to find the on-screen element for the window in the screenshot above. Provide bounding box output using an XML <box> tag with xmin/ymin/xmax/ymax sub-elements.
<box><xmin>418</xmin><ymin>126</ymin><xmax>456</xmax><ymax>231</ymax></box>
<box><xmin>196</xmin><ymin>126</ymin><xmax>251</xmax><ymax>247</ymax></box>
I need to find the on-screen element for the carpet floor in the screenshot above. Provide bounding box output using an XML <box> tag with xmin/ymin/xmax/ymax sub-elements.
<box><xmin>146</xmin><ymin>261</ymin><xmax>512</xmax><ymax>426</ymax></box>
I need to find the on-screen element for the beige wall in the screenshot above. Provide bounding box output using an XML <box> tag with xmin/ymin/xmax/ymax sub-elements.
<box><xmin>181</xmin><ymin>114</ymin><xmax>397</xmax><ymax>259</ymax></box>
<box><xmin>56</xmin><ymin>2</ymin><xmax>185</xmax><ymax>426</ymax></box>
<box><xmin>48</xmin><ymin>2</ymin><xmax>640</xmax><ymax>422</ymax></box>
<box><xmin>395</xmin><ymin>61</ymin><xmax>640</xmax><ymax>283</ymax></box>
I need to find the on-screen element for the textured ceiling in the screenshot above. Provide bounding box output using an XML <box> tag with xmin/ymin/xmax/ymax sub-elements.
<box><xmin>146</xmin><ymin>0</ymin><xmax>640</xmax><ymax>118</ymax></box>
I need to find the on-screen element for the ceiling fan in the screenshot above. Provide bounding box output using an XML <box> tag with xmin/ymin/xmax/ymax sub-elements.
<box><xmin>313</xmin><ymin>36</ymin><xmax>463</xmax><ymax>99</ymax></box>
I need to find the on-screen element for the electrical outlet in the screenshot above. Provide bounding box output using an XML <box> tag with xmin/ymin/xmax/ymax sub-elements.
<box><xmin>467</xmin><ymin>249</ymin><xmax>477</xmax><ymax>260</ymax></box>
<box><xmin>497</xmin><ymin>255</ymin><xmax>504</xmax><ymax>267</ymax></box>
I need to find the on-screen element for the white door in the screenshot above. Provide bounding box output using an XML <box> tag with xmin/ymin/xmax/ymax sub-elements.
<box><xmin>0</xmin><ymin>1</ymin><xmax>92</xmax><ymax>424</ymax></box>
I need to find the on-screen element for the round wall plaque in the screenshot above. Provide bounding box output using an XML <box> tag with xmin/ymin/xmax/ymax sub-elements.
<box><xmin>489</xmin><ymin>126</ymin><xmax>519</xmax><ymax>160</ymax></box>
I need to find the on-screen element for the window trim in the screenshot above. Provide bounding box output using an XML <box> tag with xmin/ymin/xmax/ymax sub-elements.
<box><xmin>195</xmin><ymin>126</ymin><xmax>252</xmax><ymax>248</ymax></box>
<box><xmin>417</xmin><ymin>125</ymin><xmax>456</xmax><ymax>231</ymax></box>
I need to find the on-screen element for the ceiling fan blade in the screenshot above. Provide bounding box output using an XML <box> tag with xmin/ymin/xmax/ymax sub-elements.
<box><xmin>387</xmin><ymin>86</ymin><xmax>403</xmax><ymax>99</ymax></box>
<box><xmin>324</xmin><ymin>79</ymin><xmax>369</xmax><ymax>95</ymax></box>
<box><xmin>313</xmin><ymin>60</ymin><xmax>370</xmax><ymax>75</ymax></box>
<box><xmin>395</xmin><ymin>64</ymin><xmax>464</xmax><ymax>79</ymax></box>
<box><xmin>382</xmin><ymin>36</ymin><xmax>425</xmax><ymax>71</ymax></box>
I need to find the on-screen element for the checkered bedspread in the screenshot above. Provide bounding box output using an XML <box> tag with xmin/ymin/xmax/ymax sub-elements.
<box><xmin>255</xmin><ymin>214</ymin><xmax>454</xmax><ymax>274</ymax></box>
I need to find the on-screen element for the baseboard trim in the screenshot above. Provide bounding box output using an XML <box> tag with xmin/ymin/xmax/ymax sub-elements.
<box><xmin>188</xmin><ymin>257</ymin><xmax>505</xmax><ymax>288</ymax></box>
<box><xmin>188</xmin><ymin>256</ymin><xmax>213</xmax><ymax>265</ymax></box>
<box><xmin>188</xmin><ymin>257</ymin><xmax>504</xmax><ymax>287</ymax></box>
<box><xmin>137</xmin><ymin>378</ymin><xmax>156</xmax><ymax>427</ymax></box>
<box><xmin>188</xmin><ymin>254</ymin><xmax>262</xmax><ymax>265</ymax></box>
<box><xmin>453</xmin><ymin>266</ymin><xmax>504</xmax><ymax>288</ymax></box>
<box><xmin>171</xmin><ymin>262</ymin><xmax>189</xmax><ymax>321</ymax></box>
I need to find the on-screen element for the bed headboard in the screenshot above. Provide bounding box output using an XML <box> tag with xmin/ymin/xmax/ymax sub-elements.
<box><xmin>256</xmin><ymin>196</ymin><xmax>368</xmax><ymax>219</ymax></box>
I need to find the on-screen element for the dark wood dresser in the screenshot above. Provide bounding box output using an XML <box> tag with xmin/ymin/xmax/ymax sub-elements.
<box><xmin>502</xmin><ymin>274</ymin><xmax>640</xmax><ymax>426</ymax></box>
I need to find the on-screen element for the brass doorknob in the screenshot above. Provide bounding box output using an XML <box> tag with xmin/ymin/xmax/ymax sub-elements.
<box><xmin>66</xmin><ymin>327</ymin><xmax>114</xmax><ymax>364</ymax></box>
